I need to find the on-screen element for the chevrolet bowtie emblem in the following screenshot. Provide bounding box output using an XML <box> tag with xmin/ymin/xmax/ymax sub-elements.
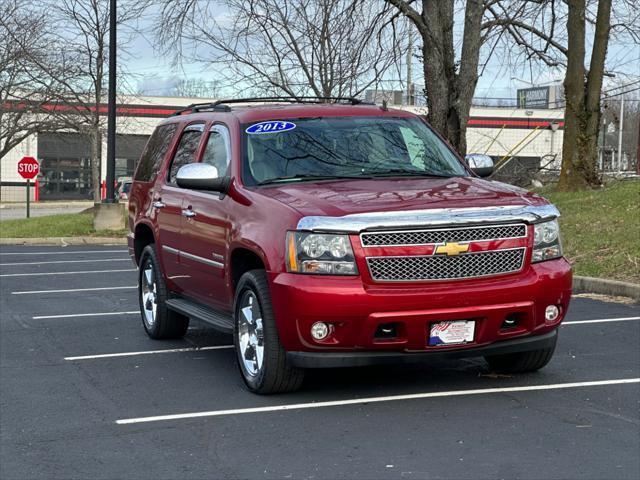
<box><xmin>434</xmin><ymin>242</ymin><xmax>470</xmax><ymax>256</ymax></box>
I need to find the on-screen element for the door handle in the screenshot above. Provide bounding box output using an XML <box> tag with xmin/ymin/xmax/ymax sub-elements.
<box><xmin>182</xmin><ymin>208</ymin><xmax>196</xmax><ymax>218</ymax></box>
<box><xmin>152</xmin><ymin>201</ymin><xmax>166</xmax><ymax>209</ymax></box>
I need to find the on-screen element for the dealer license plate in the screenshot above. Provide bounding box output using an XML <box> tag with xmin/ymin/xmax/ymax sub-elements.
<box><xmin>429</xmin><ymin>320</ymin><xmax>475</xmax><ymax>346</ymax></box>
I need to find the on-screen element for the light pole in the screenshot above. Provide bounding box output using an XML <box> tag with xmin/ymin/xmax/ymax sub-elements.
<box><xmin>617</xmin><ymin>95</ymin><xmax>624</xmax><ymax>173</ymax></box>
<box><xmin>104</xmin><ymin>0</ymin><xmax>116</xmax><ymax>203</ymax></box>
<box><xmin>92</xmin><ymin>0</ymin><xmax>121</xmax><ymax>230</ymax></box>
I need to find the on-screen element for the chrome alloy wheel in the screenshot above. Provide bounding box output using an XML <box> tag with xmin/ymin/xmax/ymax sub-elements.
<box><xmin>141</xmin><ymin>260</ymin><xmax>157</xmax><ymax>328</ymax></box>
<box><xmin>237</xmin><ymin>291</ymin><xmax>265</xmax><ymax>377</ymax></box>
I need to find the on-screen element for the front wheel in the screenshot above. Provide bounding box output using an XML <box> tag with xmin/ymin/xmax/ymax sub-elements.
<box><xmin>233</xmin><ymin>270</ymin><xmax>305</xmax><ymax>394</ymax></box>
<box><xmin>138</xmin><ymin>244</ymin><xmax>189</xmax><ymax>339</ymax></box>
<box><xmin>485</xmin><ymin>335</ymin><xmax>557</xmax><ymax>373</ymax></box>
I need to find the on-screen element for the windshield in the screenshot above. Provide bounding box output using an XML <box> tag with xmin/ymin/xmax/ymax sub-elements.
<box><xmin>241</xmin><ymin>116</ymin><xmax>467</xmax><ymax>185</ymax></box>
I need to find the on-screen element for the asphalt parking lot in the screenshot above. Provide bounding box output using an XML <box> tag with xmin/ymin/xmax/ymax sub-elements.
<box><xmin>0</xmin><ymin>245</ymin><xmax>638</xmax><ymax>480</ymax></box>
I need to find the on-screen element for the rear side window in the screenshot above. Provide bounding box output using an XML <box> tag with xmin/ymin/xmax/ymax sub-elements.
<box><xmin>134</xmin><ymin>123</ymin><xmax>178</xmax><ymax>182</ymax></box>
<box><xmin>167</xmin><ymin>125</ymin><xmax>204</xmax><ymax>184</ymax></box>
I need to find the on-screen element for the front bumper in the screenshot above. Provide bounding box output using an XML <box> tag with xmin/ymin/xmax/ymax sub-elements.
<box><xmin>287</xmin><ymin>329</ymin><xmax>558</xmax><ymax>368</ymax></box>
<box><xmin>268</xmin><ymin>258</ymin><xmax>572</xmax><ymax>355</ymax></box>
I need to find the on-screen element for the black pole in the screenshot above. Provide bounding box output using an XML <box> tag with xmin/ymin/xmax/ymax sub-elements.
<box><xmin>104</xmin><ymin>0</ymin><xmax>117</xmax><ymax>203</ymax></box>
<box><xmin>26</xmin><ymin>179</ymin><xmax>30</xmax><ymax>218</ymax></box>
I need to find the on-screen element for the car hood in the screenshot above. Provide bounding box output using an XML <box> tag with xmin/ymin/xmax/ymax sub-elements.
<box><xmin>253</xmin><ymin>176</ymin><xmax>548</xmax><ymax>218</ymax></box>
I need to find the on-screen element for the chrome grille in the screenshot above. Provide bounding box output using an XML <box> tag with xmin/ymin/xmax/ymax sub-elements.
<box><xmin>360</xmin><ymin>224</ymin><xmax>527</xmax><ymax>247</ymax></box>
<box><xmin>366</xmin><ymin>248</ymin><xmax>526</xmax><ymax>282</ymax></box>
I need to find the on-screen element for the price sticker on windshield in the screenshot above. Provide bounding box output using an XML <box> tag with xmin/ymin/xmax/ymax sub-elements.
<box><xmin>246</xmin><ymin>121</ymin><xmax>296</xmax><ymax>135</ymax></box>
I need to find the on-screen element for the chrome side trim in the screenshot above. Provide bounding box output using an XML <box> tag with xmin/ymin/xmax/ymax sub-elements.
<box><xmin>297</xmin><ymin>204</ymin><xmax>560</xmax><ymax>233</ymax></box>
<box><xmin>163</xmin><ymin>245</ymin><xmax>180</xmax><ymax>255</ymax></box>
<box><xmin>162</xmin><ymin>245</ymin><xmax>224</xmax><ymax>269</ymax></box>
<box><xmin>181</xmin><ymin>250</ymin><xmax>224</xmax><ymax>269</ymax></box>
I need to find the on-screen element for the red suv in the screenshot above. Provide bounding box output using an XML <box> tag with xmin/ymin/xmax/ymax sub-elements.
<box><xmin>128</xmin><ymin>98</ymin><xmax>572</xmax><ymax>394</ymax></box>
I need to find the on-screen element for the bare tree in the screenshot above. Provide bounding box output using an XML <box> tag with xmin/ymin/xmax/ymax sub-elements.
<box><xmin>36</xmin><ymin>0</ymin><xmax>149</xmax><ymax>201</ymax></box>
<box><xmin>156</xmin><ymin>0</ymin><xmax>404</xmax><ymax>99</ymax></box>
<box><xmin>384</xmin><ymin>0</ymin><xmax>494</xmax><ymax>155</ymax></box>
<box><xmin>486</xmin><ymin>0</ymin><xmax>639</xmax><ymax>190</ymax></box>
<box><xmin>0</xmin><ymin>0</ymin><xmax>74</xmax><ymax>165</ymax></box>
<box><xmin>561</xmin><ymin>0</ymin><xmax>611</xmax><ymax>189</ymax></box>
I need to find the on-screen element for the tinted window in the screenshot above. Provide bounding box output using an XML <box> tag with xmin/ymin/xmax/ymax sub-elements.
<box><xmin>201</xmin><ymin>129</ymin><xmax>229</xmax><ymax>176</ymax></box>
<box><xmin>167</xmin><ymin>127</ymin><xmax>203</xmax><ymax>184</ymax></box>
<box><xmin>134</xmin><ymin>123</ymin><xmax>178</xmax><ymax>182</ymax></box>
<box><xmin>242</xmin><ymin>116</ymin><xmax>467</xmax><ymax>185</ymax></box>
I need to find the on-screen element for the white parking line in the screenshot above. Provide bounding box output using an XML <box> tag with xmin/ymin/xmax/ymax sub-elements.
<box><xmin>65</xmin><ymin>345</ymin><xmax>234</xmax><ymax>361</ymax></box>
<box><xmin>115</xmin><ymin>377</ymin><xmax>640</xmax><ymax>425</ymax></box>
<box><xmin>563</xmin><ymin>316</ymin><xmax>640</xmax><ymax>325</ymax></box>
<box><xmin>12</xmin><ymin>286</ymin><xmax>137</xmax><ymax>295</ymax></box>
<box><xmin>0</xmin><ymin>258</ymin><xmax>130</xmax><ymax>266</ymax></box>
<box><xmin>56</xmin><ymin>315</ymin><xmax>639</xmax><ymax>360</ymax></box>
<box><xmin>0</xmin><ymin>269</ymin><xmax>136</xmax><ymax>277</ymax></box>
<box><xmin>33</xmin><ymin>311</ymin><xmax>138</xmax><ymax>319</ymax></box>
<box><xmin>0</xmin><ymin>250</ymin><xmax>127</xmax><ymax>256</ymax></box>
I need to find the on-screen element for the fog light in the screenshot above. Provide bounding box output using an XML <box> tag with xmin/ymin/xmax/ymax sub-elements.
<box><xmin>545</xmin><ymin>305</ymin><xmax>560</xmax><ymax>322</ymax></box>
<box><xmin>311</xmin><ymin>322</ymin><xmax>329</xmax><ymax>340</ymax></box>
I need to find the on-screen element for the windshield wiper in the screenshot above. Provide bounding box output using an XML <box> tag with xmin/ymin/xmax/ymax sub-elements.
<box><xmin>362</xmin><ymin>168</ymin><xmax>456</xmax><ymax>178</ymax></box>
<box><xmin>257</xmin><ymin>173</ymin><xmax>371</xmax><ymax>185</ymax></box>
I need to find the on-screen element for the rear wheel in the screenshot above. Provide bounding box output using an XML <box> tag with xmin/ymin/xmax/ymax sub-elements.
<box><xmin>138</xmin><ymin>244</ymin><xmax>189</xmax><ymax>339</ymax></box>
<box><xmin>485</xmin><ymin>335</ymin><xmax>557</xmax><ymax>373</ymax></box>
<box><xmin>233</xmin><ymin>270</ymin><xmax>304</xmax><ymax>394</ymax></box>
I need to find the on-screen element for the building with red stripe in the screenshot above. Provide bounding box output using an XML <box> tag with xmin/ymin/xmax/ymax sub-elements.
<box><xmin>0</xmin><ymin>96</ymin><xmax>565</xmax><ymax>201</ymax></box>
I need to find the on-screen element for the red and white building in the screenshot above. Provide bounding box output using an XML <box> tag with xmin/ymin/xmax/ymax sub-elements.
<box><xmin>0</xmin><ymin>95</ymin><xmax>565</xmax><ymax>201</ymax></box>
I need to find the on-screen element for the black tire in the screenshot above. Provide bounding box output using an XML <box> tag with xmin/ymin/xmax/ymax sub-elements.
<box><xmin>233</xmin><ymin>270</ymin><xmax>305</xmax><ymax>394</ymax></box>
<box><xmin>485</xmin><ymin>335</ymin><xmax>557</xmax><ymax>373</ymax></box>
<box><xmin>138</xmin><ymin>244</ymin><xmax>189</xmax><ymax>339</ymax></box>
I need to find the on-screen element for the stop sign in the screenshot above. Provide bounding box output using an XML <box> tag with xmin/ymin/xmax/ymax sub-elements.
<box><xmin>18</xmin><ymin>157</ymin><xmax>40</xmax><ymax>180</ymax></box>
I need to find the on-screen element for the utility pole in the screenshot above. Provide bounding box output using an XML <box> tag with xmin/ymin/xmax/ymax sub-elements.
<box><xmin>599</xmin><ymin>116</ymin><xmax>606</xmax><ymax>172</ymax></box>
<box><xmin>105</xmin><ymin>0</ymin><xmax>116</xmax><ymax>203</ymax></box>
<box><xmin>406</xmin><ymin>25</ymin><xmax>412</xmax><ymax>106</ymax></box>
<box><xmin>637</xmin><ymin>107</ymin><xmax>640</xmax><ymax>175</ymax></box>
<box><xmin>617</xmin><ymin>95</ymin><xmax>624</xmax><ymax>173</ymax></box>
<box><xmin>92</xmin><ymin>0</ymin><xmax>122</xmax><ymax>230</ymax></box>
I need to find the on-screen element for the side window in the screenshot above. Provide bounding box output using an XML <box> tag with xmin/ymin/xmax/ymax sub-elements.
<box><xmin>201</xmin><ymin>126</ymin><xmax>230</xmax><ymax>176</ymax></box>
<box><xmin>134</xmin><ymin>123</ymin><xmax>178</xmax><ymax>182</ymax></box>
<box><xmin>167</xmin><ymin>125</ymin><xmax>204</xmax><ymax>184</ymax></box>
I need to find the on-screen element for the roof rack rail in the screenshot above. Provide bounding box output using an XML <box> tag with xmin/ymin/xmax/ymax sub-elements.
<box><xmin>170</xmin><ymin>102</ymin><xmax>230</xmax><ymax>116</ymax></box>
<box><xmin>171</xmin><ymin>96</ymin><xmax>371</xmax><ymax>116</ymax></box>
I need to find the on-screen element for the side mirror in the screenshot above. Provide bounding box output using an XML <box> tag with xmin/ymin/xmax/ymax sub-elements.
<box><xmin>466</xmin><ymin>154</ymin><xmax>494</xmax><ymax>178</ymax></box>
<box><xmin>176</xmin><ymin>163</ymin><xmax>228</xmax><ymax>192</ymax></box>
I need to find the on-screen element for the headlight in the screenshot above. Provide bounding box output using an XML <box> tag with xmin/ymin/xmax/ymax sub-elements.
<box><xmin>532</xmin><ymin>219</ymin><xmax>562</xmax><ymax>262</ymax></box>
<box><xmin>286</xmin><ymin>232</ymin><xmax>358</xmax><ymax>275</ymax></box>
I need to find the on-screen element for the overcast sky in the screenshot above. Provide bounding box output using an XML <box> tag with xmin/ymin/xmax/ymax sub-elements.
<box><xmin>121</xmin><ymin>4</ymin><xmax>640</xmax><ymax>101</ymax></box>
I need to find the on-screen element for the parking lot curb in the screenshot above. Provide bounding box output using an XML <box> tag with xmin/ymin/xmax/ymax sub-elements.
<box><xmin>0</xmin><ymin>236</ymin><xmax>127</xmax><ymax>246</ymax></box>
<box><xmin>573</xmin><ymin>275</ymin><xmax>640</xmax><ymax>301</ymax></box>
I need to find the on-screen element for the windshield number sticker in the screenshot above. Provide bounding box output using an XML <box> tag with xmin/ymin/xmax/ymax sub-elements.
<box><xmin>246</xmin><ymin>121</ymin><xmax>296</xmax><ymax>135</ymax></box>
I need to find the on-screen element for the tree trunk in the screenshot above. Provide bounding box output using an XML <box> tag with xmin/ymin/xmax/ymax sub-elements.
<box><xmin>419</xmin><ymin>0</ymin><xmax>482</xmax><ymax>155</ymax></box>
<box><xmin>557</xmin><ymin>0</ymin><xmax>612</xmax><ymax>190</ymax></box>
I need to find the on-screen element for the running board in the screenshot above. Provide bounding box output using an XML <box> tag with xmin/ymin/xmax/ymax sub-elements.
<box><xmin>166</xmin><ymin>298</ymin><xmax>233</xmax><ymax>334</ymax></box>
